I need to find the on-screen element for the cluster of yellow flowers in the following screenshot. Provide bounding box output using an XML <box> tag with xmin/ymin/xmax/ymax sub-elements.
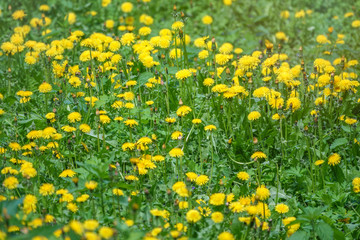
<box><xmin>0</xmin><ymin>1</ymin><xmax>359</xmax><ymax>240</ymax></box>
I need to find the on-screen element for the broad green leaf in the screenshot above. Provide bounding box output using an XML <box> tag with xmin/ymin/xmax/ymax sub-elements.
<box><xmin>330</xmin><ymin>138</ymin><xmax>348</xmax><ymax>150</ymax></box>
<box><xmin>0</xmin><ymin>198</ymin><xmax>24</xmax><ymax>217</ymax></box>
<box><xmin>341</xmin><ymin>125</ymin><xmax>351</xmax><ymax>133</ymax></box>
<box><xmin>315</xmin><ymin>221</ymin><xmax>333</xmax><ymax>240</ymax></box>
<box><xmin>289</xmin><ymin>230</ymin><xmax>310</xmax><ymax>240</ymax></box>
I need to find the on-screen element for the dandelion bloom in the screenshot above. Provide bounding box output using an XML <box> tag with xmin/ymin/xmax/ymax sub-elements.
<box><xmin>9</xmin><ymin>142</ymin><xmax>22</xmax><ymax>151</ymax></box>
<box><xmin>46</xmin><ymin>112</ymin><xmax>55</xmax><ymax>120</ymax></box>
<box><xmin>247</xmin><ymin>205</ymin><xmax>259</xmax><ymax>215</ymax></box>
<box><xmin>39</xmin><ymin>183</ymin><xmax>55</xmax><ymax>196</ymax></box>
<box><xmin>169</xmin><ymin>148</ymin><xmax>184</xmax><ymax>158</ymax></box>
<box><xmin>172</xmin><ymin>21</ymin><xmax>184</xmax><ymax>30</ymax></box>
<box><xmin>139</xmin><ymin>26</ymin><xmax>151</xmax><ymax>36</ymax></box>
<box><xmin>176</xmin><ymin>105</ymin><xmax>192</xmax><ymax>117</ymax></box>
<box><xmin>275</xmin><ymin>203</ymin><xmax>289</xmax><ymax>214</ymax></box>
<box><xmin>85</xmin><ymin>181</ymin><xmax>98</xmax><ymax>190</ymax></box>
<box><xmin>253</xmin><ymin>87</ymin><xmax>270</xmax><ymax>98</ymax></box>
<box><xmin>3</xmin><ymin>176</ymin><xmax>19</xmax><ymax>189</ymax></box>
<box><xmin>152</xmin><ymin>155</ymin><xmax>165</xmax><ymax>162</ymax></box>
<box><xmin>209</xmin><ymin>193</ymin><xmax>226</xmax><ymax>206</ymax></box>
<box><xmin>76</xmin><ymin>194</ymin><xmax>90</xmax><ymax>202</ymax></box>
<box><xmin>211</xmin><ymin>212</ymin><xmax>224</xmax><ymax>223</ymax></box>
<box><xmin>125</xmin><ymin>175</ymin><xmax>139</xmax><ymax>181</ymax></box>
<box><xmin>248</xmin><ymin>111</ymin><xmax>261</xmax><ymax>121</ymax></box>
<box><xmin>121</xmin><ymin>33</ymin><xmax>135</xmax><ymax>46</ymax></box>
<box><xmin>275</xmin><ymin>32</ymin><xmax>288</xmax><ymax>41</ymax></box>
<box><xmin>67</xmin><ymin>203</ymin><xmax>78</xmax><ymax>213</ymax></box>
<box><xmin>82</xmin><ymin>220</ymin><xmax>99</xmax><ymax>231</ymax></box>
<box><xmin>352</xmin><ymin>177</ymin><xmax>360</xmax><ymax>193</ymax></box>
<box><xmin>203</xmin><ymin>78</ymin><xmax>214</xmax><ymax>86</ymax></box>
<box><xmin>280</xmin><ymin>10</ymin><xmax>290</xmax><ymax>19</ymax></box>
<box><xmin>229</xmin><ymin>201</ymin><xmax>245</xmax><ymax>213</ymax></box>
<box><xmin>186</xmin><ymin>210</ymin><xmax>201</xmax><ymax>223</ymax></box>
<box><xmin>186</xmin><ymin>172</ymin><xmax>197</xmax><ymax>181</ymax></box>
<box><xmin>316</xmin><ymin>35</ymin><xmax>330</xmax><ymax>44</ymax></box>
<box><xmin>314</xmin><ymin>160</ymin><xmax>324</xmax><ymax>166</ymax></box>
<box><xmin>192</xmin><ymin>118</ymin><xmax>202</xmax><ymax>124</ymax></box>
<box><xmin>59</xmin><ymin>169</ymin><xmax>76</xmax><ymax>177</ymax></box>
<box><xmin>122</xmin><ymin>142</ymin><xmax>135</xmax><ymax>151</ymax></box>
<box><xmin>99</xmin><ymin>227</ymin><xmax>114</xmax><ymax>239</ymax></box>
<box><xmin>202</xmin><ymin>15</ymin><xmax>213</xmax><ymax>25</ymax></box>
<box><xmin>165</xmin><ymin>117</ymin><xmax>176</xmax><ymax>123</ymax></box>
<box><xmin>282</xmin><ymin>217</ymin><xmax>296</xmax><ymax>227</ymax></box>
<box><xmin>12</xmin><ymin>10</ymin><xmax>26</xmax><ymax>20</ymax></box>
<box><xmin>172</xmin><ymin>182</ymin><xmax>186</xmax><ymax>192</ymax></box>
<box><xmin>352</xmin><ymin>20</ymin><xmax>360</xmax><ymax>28</ymax></box>
<box><xmin>62</xmin><ymin>125</ymin><xmax>77</xmax><ymax>132</ymax></box>
<box><xmin>179</xmin><ymin>201</ymin><xmax>189</xmax><ymax>209</ymax></box>
<box><xmin>215</xmin><ymin>54</ymin><xmax>230</xmax><ymax>65</ymax></box>
<box><xmin>171</xmin><ymin>131</ymin><xmax>183</xmax><ymax>140</ymax></box>
<box><xmin>212</xmin><ymin>84</ymin><xmax>228</xmax><ymax>93</ymax></box>
<box><xmin>100</xmin><ymin>115</ymin><xmax>111</xmax><ymax>124</ymax></box>
<box><xmin>328</xmin><ymin>153</ymin><xmax>341</xmax><ymax>166</ymax></box>
<box><xmin>286</xmin><ymin>97</ymin><xmax>301</xmax><ymax>112</ymax></box>
<box><xmin>195</xmin><ymin>175</ymin><xmax>209</xmax><ymax>186</ymax></box>
<box><xmin>66</xmin><ymin>12</ymin><xmax>76</xmax><ymax>24</ymax></box>
<box><xmin>345</xmin><ymin>117</ymin><xmax>357</xmax><ymax>125</ymax></box>
<box><xmin>112</xmin><ymin>189</ymin><xmax>124</xmax><ymax>196</ymax></box>
<box><xmin>251</xmin><ymin>151</ymin><xmax>267</xmax><ymax>159</ymax></box>
<box><xmin>218</xmin><ymin>232</ymin><xmax>235</xmax><ymax>240</ymax></box>
<box><xmin>169</xmin><ymin>48</ymin><xmax>182</xmax><ymax>59</ymax></box>
<box><xmin>121</xmin><ymin>2</ymin><xmax>133</xmax><ymax>12</ymax></box>
<box><xmin>175</xmin><ymin>69</ymin><xmax>192</xmax><ymax>80</ymax></box>
<box><xmin>237</xmin><ymin>172</ymin><xmax>250</xmax><ymax>181</ymax></box>
<box><xmin>199</xmin><ymin>50</ymin><xmax>209</xmax><ymax>59</ymax></box>
<box><xmin>124</xmin><ymin>119</ymin><xmax>138</xmax><ymax>128</ymax></box>
<box><xmin>38</xmin><ymin>82</ymin><xmax>52</xmax><ymax>93</ymax></box>
<box><xmin>68</xmin><ymin>112</ymin><xmax>82</xmax><ymax>123</ymax></box>
<box><xmin>23</xmin><ymin>194</ymin><xmax>37</xmax><ymax>214</ymax></box>
<box><xmin>204</xmin><ymin>125</ymin><xmax>217</xmax><ymax>131</ymax></box>
<box><xmin>256</xmin><ymin>185</ymin><xmax>270</xmax><ymax>201</ymax></box>
<box><xmin>79</xmin><ymin>124</ymin><xmax>91</xmax><ymax>133</ymax></box>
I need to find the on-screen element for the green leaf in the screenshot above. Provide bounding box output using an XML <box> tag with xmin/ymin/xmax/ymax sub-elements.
<box><xmin>0</xmin><ymin>198</ymin><xmax>24</xmax><ymax>217</ymax></box>
<box><xmin>341</xmin><ymin>125</ymin><xmax>351</xmax><ymax>133</ymax></box>
<box><xmin>94</xmin><ymin>95</ymin><xmax>109</xmax><ymax>108</ymax></box>
<box><xmin>315</xmin><ymin>221</ymin><xmax>334</xmax><ymax>240</ymax></box>
<box><xmin>9</xmin><ymin>225</ymin><xmax>61</xmax><ymax>240</ymax></box>
<box><xmin>330</xmin><ymin>138</ymin><xmax>348</xmax><ymax>150</ymax></box>
<box><xmin>289</xmin><ymin>230</ymin><xmax>310</xmax><ymax>240</ymax></box>
<box><xmin>166</xmin><ymin>67</ymin><xmax>179</xmax><ymax>75</ymax></box>
<box><xmin>127</xmin><ymin>231</ymin><xmax>144</xmax><ymax>240</ymax></box>
<box><xmin>85</xmin><ymin>130</ymin><xmax>117</xmax><ymax>147</ymax></box>
<box><xmin>137</xmin><ymin>72</ymin><xmax>153</xmax><ymax>86</ymax></box>
<box><xmin>333</xmin><ymin>228</ymin><xmax>345</xmax><ymax>240</ymax></box>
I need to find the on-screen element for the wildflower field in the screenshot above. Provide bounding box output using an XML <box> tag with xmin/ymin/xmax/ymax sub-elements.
<box><xmin>1</xmin><ymin>0</ymin><xmax>360</xmax><ymax>239</ymax></box>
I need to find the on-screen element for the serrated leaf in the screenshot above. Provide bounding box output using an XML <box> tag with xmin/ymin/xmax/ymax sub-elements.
<box><xmin>315</xmin><ymin>221</ymin><xmax>333</xmax><ymax>240</ymax></box>
<box><xmin>137</xmin><ymin>72</ymin><xmax>153</xmax><ymax>86</ymax></box>
<box><xmin>289</xmin><ymin>230</ymin><xmax>310</xmax><ymax>240</ymax></box>
<box><xmin>94</xmin><ymin>95</ymin><xmax>109</xmax><ymax>108</ymax></box>
<box><xmin>341</xmin><ymin>125</ymin><xmax>351</xmax><ymax>133</ymax></box>
<box><xmin>330</xmin><ymin>138</ymin><xmax>348</xmax><ymax>149</ymax></box>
